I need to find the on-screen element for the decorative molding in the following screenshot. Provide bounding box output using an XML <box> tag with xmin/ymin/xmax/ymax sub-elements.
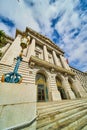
<box><xmin>50</xmin><ymin>68</ymin><xmax>55</xmax><ymax>73</ymax></box>
<box><xmin>29</xmin><ymin>56</ymin><xmax>75</xmax><ymax>76</ymax></box>
<box><xmin>29</xmin><ymin>61</ymin><xmax>35</xmax><ymax>69</ymax></box>
<box><xmin>26</xmin><ymin>27</ymin><xmax>64</xmax><ymax>54</ymax></box>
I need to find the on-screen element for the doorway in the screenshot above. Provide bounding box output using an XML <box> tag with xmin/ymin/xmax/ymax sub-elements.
<box><xmin>36</xmin><ymin>73</ymin><xmax>48</xmax><ymax>102</ymax></box>
<box><xmin>56</xmin><ymin>76</ymin><xmax>67</xmax><ymax>99</ymax></box>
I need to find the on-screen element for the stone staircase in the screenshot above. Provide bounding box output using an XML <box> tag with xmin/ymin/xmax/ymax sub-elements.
<box><xmin>36</xmin><ymin>98</ymin><xmax>87</xmax><ymax>130</ymax></box>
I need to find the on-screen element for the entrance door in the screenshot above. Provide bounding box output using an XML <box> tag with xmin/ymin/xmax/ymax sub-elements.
<box><xmin>38</xmin><ymin>84</ymin><xmax>45</xmax><ymax>102</ymax></box>
<box><xmin>56</xmin><ymin>76</ymin><xmax>67</xmax><ymax>100</ymax></box>
<box><xmin>58</xmin><ymin>87</ymin><xmax>67</xmax><ymax>99</ymax></box>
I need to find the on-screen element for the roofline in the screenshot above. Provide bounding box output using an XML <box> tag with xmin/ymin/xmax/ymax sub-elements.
<box><xmin>26</xmin><ymin>27</ymin><xmax>64</xmax><ymax>54</ymax></box>
<box><xmin>15</xmin><ymin>29</ymin><xmax>24</xmax><ymax>37</ymax></box>
<box><xmin>5</xmin><ymin>34</ymin><xmax>14</xmax><ymax>41</ymax></box>
<box><xmin>70</xmin><ymin>66</ymin><xmax>85</xmax><ymax>73</ymax></box>
<box><xmin>16</xmin><ymin>27</ymin><xmax>64</xmax><ymax>54</ymax></box>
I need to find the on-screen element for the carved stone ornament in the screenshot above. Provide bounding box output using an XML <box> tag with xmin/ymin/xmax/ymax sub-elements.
<box><xmin>30</xmin><ymin>61</ymin><xmax>35</xmax><ymax>68</ymax></box>
<box><xmin>50</xmin><ymin>68</ymin><xmax>55</xmax><ymax>73</ymax></box>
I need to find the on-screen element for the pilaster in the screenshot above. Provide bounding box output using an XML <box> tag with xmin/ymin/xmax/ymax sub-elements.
<box><xmin>27</xmin><ymin>38</ymin><xmax>35</xmax><ymax>61</ymax></box>
<box><xmin>60</xmin><ymin>55</ymin><xmax>70</xmax><ymax>70</ymax></box>
<box><xmin>43</xmin><ymin>45</ymin><xmax>48</xmax><ymax>62</ymax></box>
<box><xmin>49</xmin><ymin>74</ymin><xmax>62</xmax><ymax>101</ymax></box>
<box><xmin>73</xmin><ymin>78</ymin><xmax>87</xmax><ymax>98</ymax></box>
<box><xmin>52</xmin><ymin>50</ymin><xmax>61</xmax><ymax>67</ymax></box>
<box><xmin>0</xmin><ymin>35</ymin><xmax>22</xmax><ymax>66</ymax></box>
<box><xmin>62</xmin><ymin>76</ymin><xmax>76</xmax><ymax>99</ymax></box>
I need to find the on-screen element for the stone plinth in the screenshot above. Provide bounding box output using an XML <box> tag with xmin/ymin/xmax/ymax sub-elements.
<box><xmin>0</xmin><ymin>83</ymin><xmax>36</xmax><ymax>130</ymax></box>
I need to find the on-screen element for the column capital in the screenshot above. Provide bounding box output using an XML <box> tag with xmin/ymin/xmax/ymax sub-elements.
<box><xmin>57</xmin><ymin>73</ymin><xmax>65</xmax><ymax>81</ymax></box>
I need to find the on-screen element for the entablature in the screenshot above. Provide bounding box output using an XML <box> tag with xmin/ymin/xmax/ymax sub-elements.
<box><xmin>29</xmin><ymin>56</ymin><xmax>75</xmax><ymax>76</ymax></box>
<box><xmin>26</xmin><ymin>27</ymin><xmax>64</xmax><ymax>55</ymax></box>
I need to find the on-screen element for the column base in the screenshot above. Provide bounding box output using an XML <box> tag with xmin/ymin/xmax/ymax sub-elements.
<box><xmin>51</xmin><ymin>91</ymin><xmax>61</xmax><ymax>101</ymax></box>
<box><xmin>67</xmin><ymin>90</ymin><xmax>76</xmax><ymax>99</ymax></box>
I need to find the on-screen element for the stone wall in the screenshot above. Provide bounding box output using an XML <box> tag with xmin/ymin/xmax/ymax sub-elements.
<box><xmin>0</xmin><ymin>83</ymin><xmax>36</xmax><ymax>130</ymax></box>
<box><xmin>71</xmin><ymin>67</ymin><xmax>87</xmax><ymax>93</ymax></box>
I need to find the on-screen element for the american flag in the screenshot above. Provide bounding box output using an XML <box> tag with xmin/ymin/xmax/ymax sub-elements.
<box><xmin>66</xmin><ymin>59</ymin><xmax>69</xmax><ymax>64</ymax></box>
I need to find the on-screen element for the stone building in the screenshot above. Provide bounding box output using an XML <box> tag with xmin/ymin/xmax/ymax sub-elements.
<box><xmin>71</xmin><ymin>66</ymin><xmax>87</xmax><ymax>93</ymax></box>
<box><xmin>0</xmin><ymin>27</ymin><xmax>87</xmax><ymax>129</ymax></box>
<box><xmin>0</xmin><ymin>27</ymin><xmax>87</xmax><ymax>101</ymax></box>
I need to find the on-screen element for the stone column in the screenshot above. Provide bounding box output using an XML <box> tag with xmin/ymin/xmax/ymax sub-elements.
<box><xmin>52</xmin><ymin>50</ymin><xmax>61</xmax><ymax>66</ymax></box>
<box><xmin>62</xmin><ymin>76</ymin><xmax>76</xmax><ymax>99</ymax></box>
<box><xmin>0</xmin><ymin>35</ymin><xmax>22</xmax><ymax>66</ymax></box>
<box><xmin>72</xmin><ymin>78</ymin><xmax>87</xmax><ymax>98</ymax></box>
<box><xmin>43</xmin><ymin>45</ymin><xmax>48</xmax><ymax>62</ymax></box>
<box><xmin>60</xmin><ymin>55</ymin><xmax>70</xmax><ymax>70</ymax></box>
<box><xmin>50</xmin><ymin>74</ymin><xmax>62</xmax><ymax>101</ymax></box>
<box><xmin>27</xmin><ymin>38</ymin><xmax>35</xmax><ymax>61</ymax></box>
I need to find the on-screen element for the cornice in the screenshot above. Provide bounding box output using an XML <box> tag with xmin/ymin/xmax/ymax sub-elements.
<box><xmin>26</xmin><ymin>27</ymin><xmax>64</xmax><ymax>54</ymax></box>
<box><xmin>15</xmin><ymin>27</ymin><xmax>64</xmax><ymax>55</ymax></box>
<box><xmin>5</xmin><ymin>34</ymin><xmax>14</xmax><ymax>41</ymax></box>
<box><xmin>70</xmin><ymin>66</ymin><xmax>86</xmax><ymax>74</ymax></box>
<box><xmin>16</xmin><ymin>29</ymin><xmax>24</xmax><ymax>37</ymax></box>
<box><xmin>29</xmin><ymin>56</ymin><xmax>75</xmax><ymax>76</ymax></box>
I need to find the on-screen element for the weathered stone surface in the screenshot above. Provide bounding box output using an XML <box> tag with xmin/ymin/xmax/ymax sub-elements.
<box><xmin>0</xmin><ymin>83</ymin><xmax>36</xmax><ymax>130</ymax></box>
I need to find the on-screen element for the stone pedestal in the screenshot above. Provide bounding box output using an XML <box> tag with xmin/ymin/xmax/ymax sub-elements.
<box><xmin>0</xmin><ymin>83</ymin><xmax>36</xmax><ymax>130</ymax></box>
<box><xmin>51</xmin><ymin>90</ymin><xmax>61</xmax><ymax>101</ymax></box>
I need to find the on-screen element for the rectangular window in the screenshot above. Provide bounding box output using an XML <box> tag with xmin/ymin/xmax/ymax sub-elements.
<box><xmin>35</xmin><ymin>52</ymin><xmax>40</xmax><ymax>58</ymax></box>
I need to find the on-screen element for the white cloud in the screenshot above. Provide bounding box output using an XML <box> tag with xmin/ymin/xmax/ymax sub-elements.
<box><xmin>0</xmin><ymin>22</ymin><xmax>15</xmax><ymax>37</ymax></box>
<box><xmin>0</xmin><ymin>0</ymin><xmax>40</xmax><ymax>34</ymax></box>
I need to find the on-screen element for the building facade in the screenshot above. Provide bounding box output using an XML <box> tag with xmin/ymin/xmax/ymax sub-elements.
<box><xmin>0</xmin><ymin>27</ymin><xmax>87</xmax><ymax>102</ymax></box>
<box><xmin>71</xmin><ymin>67</ymin><xmax>87</xmax><ymax>93</ymax></box>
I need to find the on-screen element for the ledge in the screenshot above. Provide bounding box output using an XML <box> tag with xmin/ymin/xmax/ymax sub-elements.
<box><xmin>29</xmin><ymin>56</ymin><xmax>75</xmax><ymax>76</ymax></box>
<box><xmin>26</xmin><ymin>27</ymin><xmax>64</xmax><ymax>54</ymax></box>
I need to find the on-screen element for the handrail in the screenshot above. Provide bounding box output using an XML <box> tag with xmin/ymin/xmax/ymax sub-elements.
<box><xmin>5</xmin><ymin>116</ymin><xmax>37</xmax><ymax>130</ymax></box>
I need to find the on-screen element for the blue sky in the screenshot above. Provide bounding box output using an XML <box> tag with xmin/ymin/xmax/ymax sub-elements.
<box><xmin>0</xmin><ymin>0</ymin><xmax>87</xmax><ymax>72</ymax></box>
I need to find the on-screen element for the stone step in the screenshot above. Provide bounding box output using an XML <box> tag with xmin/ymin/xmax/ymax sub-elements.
<box><xmin>37</xmin><ymin>99</ymin><xmax>87</xmax><ymax>111</ymax></box>
<box><xmin>37</xmin><ymin>99</ymin><xmax>87</xmax><ymax>130</ymax></box>
<box><xmin>38</xmin><ymin>101</ymin><xmax>87</xmax><ymax>117</ymax></box>
<box><xmin>37</xmin><ymin>105</ymin><xmax>87</xmax><ymax>130</ymax></box>
<box><xmin>47</xmin><ymin>112</ymin><xmax>87</xmax><ymax>130</ymax></box>
<box><xmin>58</xmin><ymin>108</ymin><xmax>87</xmax><ymax>126</ymax></box>
<box><xmin>37</xmin><ymin>98</ymin><xmax>87</xmax><ymax>108</ymax></box>
<box><xmin>38</xmin><ymin>101</ymin><xmax>87</xmax><ymax>119</ymax></box>
<box><xmin>61</xmin><ymin>114</ymin><xmax>87</xmax><ymax>130</ymax></box>
<box><xmin>37</xmin><ymin>102</ymin><xmax>87</xmax><ymax>129</ymax></box>
<box><xmin>82</xmin><ymin>125</ymin><xmax>87</xmax><ymax>130</ymax></box>
<box><xmin>49</xmin><ymin>109</ymin><xmax>87</xmax><ymax>130</ymax></box>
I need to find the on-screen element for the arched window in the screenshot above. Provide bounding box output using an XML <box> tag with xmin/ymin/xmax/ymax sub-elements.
<box><xmin>36</xmin><ymin>73</ymin><xmax>48</xmax><ymax>102</ymax></box>
<box><xmin>56</xmin><ymin>76</ymin><xmax>67</xmax><ymax>99</ymax></box>
<box><xmin>68</xmin><ymin>79</ymin><xmax>77</xmax><ymax>98</ymax></box>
